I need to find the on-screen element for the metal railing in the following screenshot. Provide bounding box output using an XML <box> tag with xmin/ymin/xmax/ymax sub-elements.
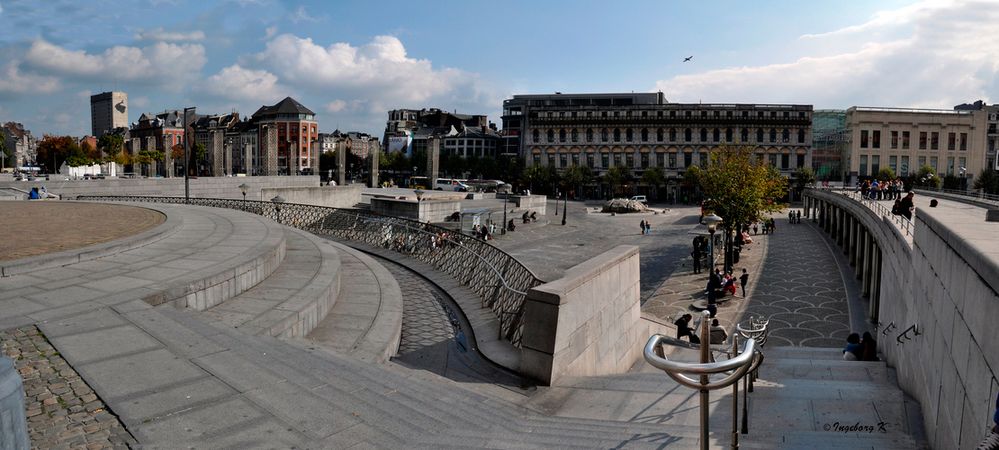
<box><xmin>644</xmin><ymin>311</ymin><xmax>761</xmax><ymax>450</ymax></box>
<box><xmin>75</xmin><ymin>195</ymin><xmax>543</xmax><ymax>347</ymax></box>
<box><xmin>838</xmin><ymin>191</ymin><xmax>914</xmax><ymax>236</ymax></box>
<box><xmin>915</xmin><ymin>187</ymin><xmax>999</xmax><ymax>204</ymax></box>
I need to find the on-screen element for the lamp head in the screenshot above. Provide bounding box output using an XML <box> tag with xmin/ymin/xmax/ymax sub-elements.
<box><xmin>270</xmin><ymin>195</ymin><xmax>285</xmax><ymax>205</ymax></box>
<box><xmin>238</xmin><ymin>183</ymin><xmax>248</xmax><ymax>194</ymax></box>
<box><xmin>703</xmin><ymin>213</ymin><xmax>723</xmax><ymax>232</ymax></box>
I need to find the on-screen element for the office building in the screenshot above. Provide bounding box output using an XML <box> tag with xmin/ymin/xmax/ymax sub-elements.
<box><xmin>91</xmin><ymin>91</ymin><xmax>128</xmax><ymax>137</ymax></box>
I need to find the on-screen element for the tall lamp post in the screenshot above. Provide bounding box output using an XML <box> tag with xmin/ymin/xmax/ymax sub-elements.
<box><xmin>561</xmin><ymin>191</ymin><xmax>567</xmax><ymax>226</ymax></box>
<box><xmin>501</xmin><ymin>188</ymin><xmax>509</xmax><ymax>234</ymax></box>
<box><xmin>271</xmin><ymin>195</ymin><xmax>285</xmax><ymax>224</ymax></box>
<box><xmin>703</xmin><ymin>214</ymin><xmax>723</xmax><ymax>272</ymax></box>
<box><xmin>238</xmin><ymin>183</ymin><xmax>248</xmax><ymax>202</ymax></box>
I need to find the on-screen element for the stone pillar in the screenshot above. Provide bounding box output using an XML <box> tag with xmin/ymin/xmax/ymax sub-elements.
<box><xmin>427</xmin><ymin>136</ymin><xmax>440</xmax><ymax>188</ymax></box>
<box><xmin>870</xmin><ymin>247</ymin><xmax>881</xmax><ymax>320</ymax></box>
<box><xmin>264</xmin><ymin>126</ymin><xmax>278</xmax><ymax>176</ymax></box>
<box><xmin>144</xmin><ymin>136</ymin><xmax>155</xmax><ymax>176</ymax></box>
<box><xmin>211</xmin><ymin>130</ymin><xmax>224</xmax><ymax>177</ymax></box>
<box><xmin>164</xmin><ymin>137</ymin><xmax>174</xmax><ymax>178</ymax></box>
<box><xmin>337</xmin><ymin>145</ymin><xmax>346</xmax><ymax>186</ymax></box>
<box><xmin>861</xmin><ymin>235</ymin><xmax>872</xmax><ymax>297</ymax></box>
<box><xmin>837</xmin><ymin>209</ymin><xmax>845</xmax><ymax>246</ymax></box>
<box><xmin>223</xmin><ymin>137</ymin><xmax>233</xmax><ymax>176</ymax></box>
<box><xmin>369</xmin><ymin>145</ymin><xmax>380</xmax><ymax>188</ymax></box>
<box><xmin>244</xmin><ymin>143</ymin><xmax>253</xmax><ymax>176</ymax></box>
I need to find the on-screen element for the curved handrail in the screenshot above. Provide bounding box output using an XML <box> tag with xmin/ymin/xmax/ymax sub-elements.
<box><xmin>644</xmin><ymin>334</ymin><xmax>757</xmax><ymax>375</ymax></box>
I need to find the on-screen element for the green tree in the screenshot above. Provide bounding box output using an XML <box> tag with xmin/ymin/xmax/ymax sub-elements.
<box><xmin>561</xmin><ymin>165</ymin><xmax>593</xmax><ymax>199</ymax></box>
<box><xmin>97</xmin><ymin>134</ymin><xmax>124</xmax><ymax>162</ymax></box>
<box><xmin>793</xmin><ymin>166</ymin><xmax>817</xmax><ymax>191</ymax></box>
<box><xmin>876</xmin><ymin>167</ymin><xmax>896</xmax><ymax>182</ymax></box>
<box><xmin>641</xmin><ymin>166</ymin><xmax>666</xmax><ymax>200</ymax></box>
<box><xmin>913</xmin><ymin>165</ymin><xmax>941</xmax><ymax>189</ymax></box>
<box><xmin>0</xmin><ymin>134</ymin><xmax>8</xmax><ymax>171</ymax></box>
<box><xmin>37</xmin><ymin>135</ymin><xmax>90</xmax><ymax>172</ymax></box>
<box><xmin>604</xmin><ymin>165</ymin><xmax>632</xmax><ymax>198</ymax></box>
<box><xmin>521</xmin><ymin>164</ymin><xmax>550</xmax><ymax>194</ymax></box>
<box><xmin>698</xmin><ymin>146</ymin><xmax>787</xmax><ymax>271</ymax></box>
<box><xmin>974</xmin><ymin>169</ymin><xmax>999</xmax><ymax>195</ymax></box>
<box><xmin>191</xmin><ymin>143</ymin><xmax>206</xmax><ymax>175</ymax></box>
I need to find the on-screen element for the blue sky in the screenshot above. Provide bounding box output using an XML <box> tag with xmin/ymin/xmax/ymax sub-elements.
<box><xmin>1</xmin><ymin>0</ymin><xmax>996</xmax><ymax>137</ymax></box>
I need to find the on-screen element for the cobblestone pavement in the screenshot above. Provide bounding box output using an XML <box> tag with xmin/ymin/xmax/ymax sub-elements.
<box><xmin>379</xmin><ymin>259</ymin><xmax>524</xmax><ymax>388</ymax></box>
<box><xmin>0</xmin><ymin>326</ymin><xmax>136</xmax><ymax>449</ymax></box>
<box><xmin>0</xmin><ymin>202</ymin><xmax>164</xmax><ymax>261</ymax></box>
<box><xmin>642</xmin><ymin>213</ymin><xmax>854</xmax><ymax>349</ymax></box>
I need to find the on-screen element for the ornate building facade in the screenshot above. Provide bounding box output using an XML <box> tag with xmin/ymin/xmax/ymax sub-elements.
<box><xmin>503</xmin><ymin>93</ymin><xmax>813</xmax><ymax>181</ymax></box>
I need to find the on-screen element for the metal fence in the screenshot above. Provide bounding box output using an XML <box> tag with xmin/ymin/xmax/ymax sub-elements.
<box><xmin>76</xmin><ymin>195</ymin><xmax>543</xmax><ymax>347</ymax></box>
<box><xmin>838</xmin><ymin>191</ymin><xmax>914</xmax><ymax>236</ymax></box>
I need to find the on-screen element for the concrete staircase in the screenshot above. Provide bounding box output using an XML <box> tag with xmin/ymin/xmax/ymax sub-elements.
<box><xmin>522</xmin><ymin>345</ymin><xmax>927</xmax><ymax>449</ymax></box>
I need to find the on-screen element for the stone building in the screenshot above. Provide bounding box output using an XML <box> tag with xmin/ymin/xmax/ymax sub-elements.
<box><xmin>90</xmin><ymin>91</ymin><xmax>128</xmax><ymax>137</ymax></box>
<box><xmin>954</xmin><ymin>100</ymin><xmax>999</xmax><ymax>169</ymax></box>
<box><xmin>192</xmin><ymin>112</ymin><xmax>240</xmax><ymax>176</ymax></box>
<box><xmin>320</xmin><ymin>130</ymin><xmax>381</xmax><ymax>159</ymax></box>
<box><xmin>844</xmin><ymin>106</ymin><xmax>987</xmax><ymax>186</ymax></box>
<box><xmin>249</xmin><ymin>97</ymin><xmax>318</xmax><ymax>175</ymax></box>
<box><xmin>128</xmin><ymin>110</ymin><xmax>184</xmax><ymax>177</ymax></box>
<box><xmin>383</xmin><ymin>108</ymin><xmax>491</xmax><ymax>157</ymax></box>
<box><xmin>502</xmin><ymin>92</ymin><xmax>813</xmax><ymax>181</ymax></box>
<box><xmin>1</xmin><ymin>122</ymin><xmax>37</xmax><ymax>171</ymax></box>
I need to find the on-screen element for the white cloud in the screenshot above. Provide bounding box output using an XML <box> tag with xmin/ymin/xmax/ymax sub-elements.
<box><xmin>288</xmin><ymin>5</ymin><xmax>320</xmax><ymax>24</ymax></box>
<box><xmin>655</xmin><ymin>0</ymin><xmax>999</xmax><ymax>109</ymax></box>
<box><xmin>255</xmin><ymin>34</ymin><xmax>468</xmax><ymax>103</ymax></box>
<box><xmin>135</xmin><ymin>28</ymin><xmax>206</xmax><ymax>42</ymax></box>
<box><xmin>24</xmin><ymin>40</ymin><xmax>206</xmax><ymax>88</ymax></box>
<box><xmin>0</xmin><ymin>61</ymin><xmax>60</xmax><ymax>95</ymax></box>
<box><xmin>325</xmin><ymin>99</ymin><xmax>348</xmax><ymax>113</ymax></box>
<box><xmin>264</xmin><ymin>26</ymin><xmax>278</xmax><ymax>40</ymax></box>
<box><xmin>202</xmin><ymin>64</ymin><xmax>286</xmax><ymax>102</ymax></box>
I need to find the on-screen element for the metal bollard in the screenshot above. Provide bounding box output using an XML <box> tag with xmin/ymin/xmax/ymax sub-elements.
<box><xmin>0</xmin><ymin>356</ymin><xmax>30</xmax><ymax>450</ymax></box>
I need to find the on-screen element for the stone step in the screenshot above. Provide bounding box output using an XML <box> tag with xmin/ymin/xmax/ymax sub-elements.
<box><xmin>740</xmin><ymin>430</ymin><xmax>925</xmax><ymax>449</ymax></box>
<box><xmin>762</xmin><ymin>345</ymin><xmax>885</xmax><ymax>361</ymax></box>
<box><xmin>304</xmin><ymin>241</ymin><xmax>403</xmax><ymax>363</ymax></box>
<box><xmin>758</xmin><ymin>357</ymin><xmax>896</xmax><ymax>385</ymax></box>
<box><xmin>199</xmin><ymin>228</ymin><xmax>341</xmax><ymax>338</ymax></box>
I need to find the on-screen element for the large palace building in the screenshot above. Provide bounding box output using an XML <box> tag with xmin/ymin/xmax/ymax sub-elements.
<box><xmin>502</xmin><ymin>92</ymin><xmax>813</xmax><ymax>181</ymax></box>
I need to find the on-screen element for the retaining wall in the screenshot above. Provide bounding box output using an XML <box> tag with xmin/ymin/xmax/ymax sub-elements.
<box><xmin>370</xmin><ymin>198</ymin><xmax>461</xmax><ymax>223</ymax></box>
<box><xmin>520</xmin><ymin>245</ymin><xmax>668</xmax><ymax>385</ymax></box>
<box><xmin>0</xmin><ymin>176</ymin><xmax>320</xmax><ymax>200</ymax></box>
<box><xmin>514</xmin><ymin>195</ymin><xmax>548</xmax><ymax>216</ymax></box>
<box><xmin>260</xmin><ymin>185</ymin><xmax>362</xmax><ymax>209</ymax></box>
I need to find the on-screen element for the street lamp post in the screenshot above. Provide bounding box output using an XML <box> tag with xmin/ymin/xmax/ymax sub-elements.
<box><xmin>561</xmin><ymin>191</ymin><xmax>567</xmax><ymax>226</ymax></box>
<box><xmin>238</xmin><ymin>183</ymin><xmax>248</xmax><ymax>202</ymax></box>
<box><xmin>703</xmin><ymin>214</ymin><xmax>723</xmax><ymax>272</ymax></box>
<box><xmin>502</xmin><ymin>189</ymin><xmax>509</xmax><ymax>234</ymax></box>
<box><xmin>271</xmin><ymin>195</ymin><xmax>285</xmax><ymax>224</ymax></box>
<box><xmin>554</xmin><ymin>190</ymin><xmax>559</xmax><ymax>216</ymax></box>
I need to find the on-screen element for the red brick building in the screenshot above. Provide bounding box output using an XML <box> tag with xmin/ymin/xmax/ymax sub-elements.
<box><xmin>128</xmin><ymin>110</ymin><xmax>185</xmax><ymax>177</ymax></box>
<box><xmin>250</xmin><ymin>97</ymin><xmax>318</xmax><ymax>175</ymax></box>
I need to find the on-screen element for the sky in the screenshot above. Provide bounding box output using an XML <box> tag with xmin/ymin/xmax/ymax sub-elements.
<box><xmin>1</xmin><ymin>0</ymin><xmax>997</xmax><ymax>137</ymax></box>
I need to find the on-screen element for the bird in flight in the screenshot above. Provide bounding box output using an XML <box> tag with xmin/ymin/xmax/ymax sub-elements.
<box><xmin>683</xmin><ymin>56</ymin><xmax>693</xmax><ymax>62</ymax></box>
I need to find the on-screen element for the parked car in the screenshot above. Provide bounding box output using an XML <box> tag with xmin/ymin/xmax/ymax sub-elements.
<box><xmin>630</xmin><ymin>195</ymin><xmax>648</xmax><ymax>204</ymax></box>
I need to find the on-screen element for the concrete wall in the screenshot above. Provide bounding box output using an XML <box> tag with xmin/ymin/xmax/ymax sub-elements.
<box><xmin>807</xmin><ymin>189</ymin><xmax>999</xmax><ymax>450</ymax></box>
<box><xmin>0</xmin><ymin>176</ymin><xmax>320</xmax><ymax>200</ymax></box>
<box><xmin>520</xmin><ymin>245</ymin><xmax>667</xmax><ymax>385</ymax></box>
<box><xmin>260</xmin><ymin>184</ymin><xmax>362</xmax><ymax>209</ymax></box>
<box><xmin>513</xmin><ymin>195</ymin><xmax>547</xmax><ymax>216</ymax></box>
<box><xmin>370</xmin><ymin>198</ymin><xmax>461</xmax><ymax>223</ymax></box>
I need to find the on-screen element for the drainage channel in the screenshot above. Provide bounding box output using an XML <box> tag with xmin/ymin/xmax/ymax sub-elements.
<box><xmin>372</xmin><ymin>257</ymin><xmax>532</xmax><ymax>393</ymax></box>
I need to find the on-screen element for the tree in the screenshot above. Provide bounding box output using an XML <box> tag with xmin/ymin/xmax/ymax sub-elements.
<box><xmin>37</xmin><ymin>135</ymin><xmax>89</xmax><ymax>173</ymax></box>
<box><xmin>641</xmin><ymin>166</ymin><xmax>666</xmax><ymax>200</ymax></box>
<box><xmin>698</xmin><ymin>146</ymin><xmax>787</xmax><ymax>272</ymax></box>
<box><xmin>974</xmin><ymin>169</ymin><xmax>999</xmax><ymax>195</ymax></box>
<box><xmin>793</xmin><ymin>166</ymin><xmax>817</xmax><ymax>191</ymax></box>
<box><xmin>521</xmin><ymin>164</ymin><xmax>550</xmax><ymax>194</ymax></box>
<box><xmin>191</xmin><ymin>143</ymin><xmax>206</xmax><ymax>175</ymax></box>
<box><xmin>876</xmin><ymin>167</ymin><xmax>896</xmax><ymax>182</ymax></box>
<box><xmin>97</xmin><ymin>134</ymin><xmax>124</xmax><ymax>162</ymax></box>
<box><xmin>561</xmin><ymin>165</ymin><xmax>593</xmax><ymax>199</ymax></box>
<box><xmin>0</xmin><ymin>134</ymin><xmax>8</xmax><ymax>171</ymax></box>
<box><xmin>913</xmin><ymin>165</ymin><xmax>941</xmax><ymax>189</ymax></box>
<box><xmin>604</xmin><ymin>166</ymin><xmax>632</xmax><ymax>198</ymax></box>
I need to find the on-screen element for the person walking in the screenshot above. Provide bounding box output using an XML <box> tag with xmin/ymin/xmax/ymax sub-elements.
<box><xmin>645</xmin><ymin>221</ymin><xmax>651</xmax><ymax>235</ymax></box>
<box><xmin>639</xmin><ymin>219</ymin><xmax>647</xmax><ymax>235</ymax></box>
<box><xmin>796</xmin><ymin>210</ymin><xmax>801</xmax><ymax>223</ymax></box>
<box><xmin>691</xmin><ymin>247</ymin><xmax>702</xmax><ymax>274</ymax></box>
<box><xmin>898</xmin><ymin>191</ymin><xmax>915</xmax><ymax>220</ymax></box>
<box><xmin>739</xmin><ymin>269</ymin><xmax>749</xmax><ymax>297</ymax></box>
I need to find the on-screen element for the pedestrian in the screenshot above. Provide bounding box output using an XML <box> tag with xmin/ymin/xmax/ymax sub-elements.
<box><xmin>752</xmin><ymin>223</ymin><xmax>758</xmax><ymax>235</ymax></box>
<box><xmin>843</xmin><ymin>333</ymin><xmax>862</xmax><ymax>361</ymax></box>
<box><xmin>674</xmin><ymin>314</ymin><xmax>700</xmax><ymax>344</ymax></box>
<box><xmin>645</xmin><ymin>221</ymin><xmax>651</xmax><ymax>235</ymax></box>
<box><xmin>788</xmin><ymin>210</ymin><xmax>794</xmax><ymax>224</ymax></box>
<box><xmin>739</xmin><ymin>269</ymin><xmax>749</xmax><ymax>297</ymax></box>
<box><xmin>709</xmin><ymin>319</ymin><xmax>728</xmax><ymax>345</ymax></box>
<box><xmin>898</xmin><ymin>191</ymin><xmax>915</xmax><ymax>220</ymax></box>
<box><xmin>860</xmin><ymin>331</ymin><xmax>879</xmax><ymax>361</ymax></box>
<box><xmin>28</xmin><ymin>187</ymin><xmax>40</xmax><ymax>200</ymax></box>
<box><xmin>691</xmin><ymin>248</ymin><xmax>702</xmax><ymax>274</ymax></box>
<box><xmin>639</xmin><ymin>219</ymin><xmax>647</xmax><ymax>235</ymax></box>
<box><xmin>796</xmin><ymin>210</ymin><xmax>801</xmax><ymax>223</ymax></box>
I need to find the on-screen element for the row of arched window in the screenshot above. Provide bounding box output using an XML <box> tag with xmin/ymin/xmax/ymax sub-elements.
<box><xmin>532</xmin><ymin>127</ymin><xmax>807</xmax><ymax>145</ymax></box>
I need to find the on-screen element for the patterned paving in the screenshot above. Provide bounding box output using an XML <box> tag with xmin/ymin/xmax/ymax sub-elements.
<box><xmin>743</xmin><ymin>217</ymin><xmax>852</xmax><ymax>347</ymax></box>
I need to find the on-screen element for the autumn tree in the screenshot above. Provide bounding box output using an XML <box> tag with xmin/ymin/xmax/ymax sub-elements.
<box><xmin>36</xmin><ymin>135</ymin><xmax>92</xmax><ymax>173</ymax></box>
<box><xmin>698</xmin><ymin>145</ymin><xmax>787</xmax><ymax>271</ymax></box>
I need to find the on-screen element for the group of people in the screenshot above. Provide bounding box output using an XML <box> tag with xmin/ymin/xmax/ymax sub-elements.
<box><xmin>471</xmin><ymin>222</ymin><xmax>495</xmax><ymax>241</ymax></box>
<box><xmin>638</xmin><ymin>219</ymin><xmax>652</xmax><ymax>235</ymax></box>
<box><xmin>27</xmin><ymin>186</ymin><xmax>47</xmax><ymax>200</ymax></box>
<box><xmin>752</xmin><ymin>218</ymin><xmax>776</xmax><ymax>235</ymax></box>
<box><xmin>522</xmin><ymin>211</ymin><xmax>538</xmax><ymax>224</ymax></box>
<box><xmin>842</xmin><ymin>332</ymin><xmax>879</xmax><ymax>361</ymax></box>
<box><xmin>787</xmin><ymin>210</ymin><xmax>803</xmax><ymax>224</ymax></box>
<box><xmin>860</xmin><ymin>179</ymin><xmax>905</xmax><ymax>201</ymax></box>
<box><xmin>674</xmin><ymin>314</ymin><xmax>730</xmax><ymax>345</ymax></box>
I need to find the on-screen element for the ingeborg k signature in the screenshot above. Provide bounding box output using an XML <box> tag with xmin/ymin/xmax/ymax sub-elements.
<box><xmin>822</xmin><ymin>421</ymin><xmax>888</xmax><ymax>433</ymax></box>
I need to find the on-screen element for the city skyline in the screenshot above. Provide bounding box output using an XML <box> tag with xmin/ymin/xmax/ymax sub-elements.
<box><xmin>1</xmin><ymin>0</ymin><xmax>996</xmax><ymax>137</ymax></box>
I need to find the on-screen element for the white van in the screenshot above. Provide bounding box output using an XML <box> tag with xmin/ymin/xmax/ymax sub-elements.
<box><xmin>434</xmin><ymin>178</ymin><xmax>470</xmax><ymax>192</ymax></box>
<box><xmin>631</xmin><ymin>195</ymin><xmax>648</xmax><ymax>204</ymax></box>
